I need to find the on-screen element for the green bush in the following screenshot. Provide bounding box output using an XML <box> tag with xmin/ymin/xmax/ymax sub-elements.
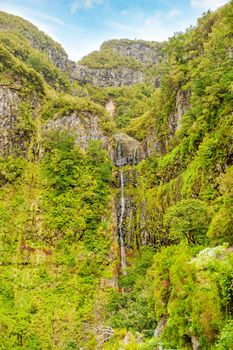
<box><xmin>164</xmin><ymin>199</ymin><xmax>211</xmax><ymax>245</ymax></box>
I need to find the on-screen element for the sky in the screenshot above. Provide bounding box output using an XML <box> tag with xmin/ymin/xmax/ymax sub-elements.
<box><xmin>0</xmin><ymin>0</ymin><xmax>229</xmax><ymax>61</ymax></box>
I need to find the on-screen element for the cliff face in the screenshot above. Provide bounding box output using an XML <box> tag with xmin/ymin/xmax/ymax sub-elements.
<box><xmin>168</xmin><ymin>90</ymin><xmax>190</xmax><ymax>136</ymax></box>
<box><xmin>111</xmin><ymin>132</ymin><xmax>145</xmax><ymax>166</ymax></box>
<box><xmin>76</xmin><ymin>39</ymin><xmax>164</xmax><ymax>87</ymax></box>
<box><xmin>0</xmin><ymin>86</ymin><xmax>19</xmax><ymax>155</ymax></box>
<box><xmin>45</xmin><ymin>112</ymin><xmax>107</xmax><ymax>149</ymax></box>
<box><xmin>73</xmin><ymin>64</ymin><xmax>145</xmax><ymax>87</ymax></box>
<box><xmin>0</xmin><ymin>13</ymin><xmax>163</xmax><ymax>88</ymax></box>
<box><xmin>101</xmin><ymin>39</ymin><xmax>164</xmax><ymax>65</ymax></box>
<box><xmin>0</xmin><ymin>86</ymin><xmax>40</xmax><ymax>157</ymax></box>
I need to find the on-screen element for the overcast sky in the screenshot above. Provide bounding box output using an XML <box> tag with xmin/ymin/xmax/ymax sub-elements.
<box><xmin>0</xmin><ymin>0</ymin><xmax>229</xmax><ymax>61</ymax></box>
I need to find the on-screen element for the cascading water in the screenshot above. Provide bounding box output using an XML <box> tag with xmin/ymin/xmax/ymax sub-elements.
<box><xmin>119</xmin><ymin>171</ymin><xmax>127</xmax><ymax>274</ymax></box>
<box><xmin>115</xmin><ymin>134</ymin><xmax>141</xmax><ymax>275</ymax></box>
<box><xmin>117</xmin><ymin>137</ymin><xmax>127</xmax><ymax>275</ymax></box>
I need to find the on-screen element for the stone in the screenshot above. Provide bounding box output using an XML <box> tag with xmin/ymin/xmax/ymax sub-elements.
<box><xmin>111</xmin><ymin>132</ymin><xmax>145</xmax><ymax>166</ymax></box>
<box><xmin>191</xmin><ymin>335</ymin><xmax>201</xmax><ymax>350</ymax></box>
<box><xmin>168</xmin><ymin>90</ymin><xmax>190</xmax><ymax>136</ymax></box>
<box><xmin>105</xmin><ymin>99</ymin><xmax>116</xmax><ymax>119</ymax></box>
<box><xmin>45</xmin><ymin>111</ymin><xmax>107</xmax><ymax>149</ymax></box>
<box><xmin>154</xmin><ymin>315</ymin><xmax>168</xmax><ymax>338</ymax></box>
<box><xmin>109</xmin><ymin>41</ymin><xmax>164</xmax><ymax>65</ymax></box>
<box><xmin>0</xmin><ymin>86</ymin><xmax>19</xmax><ymax>156</ymax></box>
<box><xmin>72</xmin><ymin>64</ymin><xmax>145</xmax><ymax>87</ymax></box>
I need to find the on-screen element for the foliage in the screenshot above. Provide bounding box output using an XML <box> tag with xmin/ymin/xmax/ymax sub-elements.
<box><xmin>0</xmin><ymin>30</ymin><xmax>70</xmax><ymax>92</ymax></box>
<box><xmin>107</xmin><ymin>247</ymin><xmax>155</xmax><ymax>334</ymax></box>
<box><xmin>164</xmin><ymin>199</ymin><xmax>211</xmax><ymax>245</ymax></box>
<box><xmin>147</xmin><ymin>244</ymin><xmax>233</xmax><ymax>349</ymax></box>
<box><xmin>0</xmin><ymin>42</ymin><xmax>45</xmax><ymax>94</ymax></box>
<box><xmin>0</xmin><ymin>156</ymin><xmax>27</xmax><ymax>185</ymax></box>
<box><xmin>0</xmin><ymin>135</ymin><xmax>113</xmax><ymax>348</ymax></box>
<box><xmin>0</xmin><ymin>11</ymin><xmax>66</xmax><ymax>59</ymax></box>
<box><xmin>0</xmin><ymin>2</ymin><xmax>233</xmax><ymax>349</ymax></box>
<box><xmin>101</xmin><ymin>38</ymin><xmax>164</xmax><ymax>51</ymax></box>
<box><xmin>215</xmin><ymin>320</ymin><xmax>233</xmax><ymax>350</ymax></box>
<box><xmin>79</xmin><ymin>48</ymin><xmax>143</xmax><ymax>70</ymax></box>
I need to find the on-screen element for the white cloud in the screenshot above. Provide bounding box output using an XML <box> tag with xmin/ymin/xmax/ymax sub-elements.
<box><xmin>167</xmin><ymin>8</ymin><xmax>182</xmax><ymax>19</ymax></box>
<box><xmin>24</xmin><ymin>9</ymin><xmax>65</xmax><ymax>26</ymax></box>
<box><xmin>71</xmin><ymin>0</ymin><xmax>103</xmax><ymax>14</ymax></box>
<box><xmin>136</xmin><ymin>13</ymin><xmax>171</xmax><ymax>42</ymax></box>
<box><xmin>0</xmin><ymin>5</ymin><xmax>64</xmax><ymax>26</ymax></box>
<box><xmin>108</xmin><ymin>12</ymin><xmax>170</xmax><ymax>42</ymax></box>
<box><xmin>191</xmin><ymin>0</ymin><xmax>228</xmax><ymax>10</ymax></box>
<box><xmin>107</xmin><ymin>9</ymin><xmax>188</xmax><ymax>43</ymax></box>
<box><xmin>109</xmin><ymin>21</ymin><xmax>132</xmax><ymax>32</ymax></box>
<box><xmin>67</xmin><ymin>36</ymin><xmax>103</xmax><ymax>60</ymax></box>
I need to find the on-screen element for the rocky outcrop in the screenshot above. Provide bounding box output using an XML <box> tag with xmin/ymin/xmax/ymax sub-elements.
<box><xmin>0</xmin><ymin>86</ymin><xmax>19</xmax><ymax>156</ymax></box>
<box><xmin>73</xmin><ymin>40</ymin><xmax>165</xmax><ymax>87</ymax></box>
<box><xmin>141</xmin><ymin>90</ymin><xmax>190</xmax><ymax>157</ymax></box>
<box><xmin>29</xmin><ymin>38</ymin><xmax>71</xmax><ymax>73</ymax></box>
<box><xmin>143</xmin><ymin>134</ymin><xmax>165</xmax><ymax>157</ymax></box>
<box><xmin>154</xmin><ymin>316</ymin><xmax>168</xmax><ymax>338</ymax></box>
<box><xmin>0</xmin><ymin>86</ymin><xmax>41</xmax><ymax>157</ymax></box>
<box><xmin>45</xmin><ymin>112</ymin><xmax>107</xmax><ymax>149</ymax></box>
<box><xmin>168</xmin><ymin>90</ymin><xmax>190</xmax><ymax>136</ymax></box>
<box><xmin>72</xmin><ymin>64</ymin><xmax>145</xmax><ymax>87</ymax></box>
<box><xmin>105</xmin><ymin>100</ymin><xmax>116</xmax><ymax>119</ymax></box>
<box><xmin>110</xmin><ymin>132</ymin><xmax>145</xmax><ymax>166</ymax></box>
<box><xmin>0</xmin><ymin>86</ymin><xmax>19</xmax><ymax>119</ymax></box>
<box><xmin>101</xmin><ymin>39</ymin><xmax>164</xmax><ymax>66</ymax></box>
<box><xmin>0</xmin><ymin>86</ymin><xmax>36</xmax><ymax>156</ymax></box>
<box><xmin>191</xmin><ymin>335</ymin><xmax>201</xmax><ymax>350</ymax></box>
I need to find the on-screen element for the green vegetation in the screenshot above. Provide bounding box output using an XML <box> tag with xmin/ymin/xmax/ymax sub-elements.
<box><xmin>0</xmin><ymin>11</ymin><xmax>66</xmax><ymax>58</ymax></box>
<box><xmin>0</xmin><ymin>2</ymin><xmax>233</xmax><ymax>350</ymax></box>
<box><xmin>79</xmin><ymin>48</ymin><xmax>143</xmax><ymax>70</ymax></box>
<box><xmin>164</xmin><ymin>199</ymin><xmax>210</xmax><ymax>245</ymax></box>
<box><xmin>0</xmin><ymin>136</ymin><xmax>113</xmax><ymax>349</ymax></box>
<box><xmin>0</xmin><ymin>31</ymin><xmax>70</xmax><ymax>92</ymax></box>
<box><xmin>101</xmin><ymin>38</ymin><xmax>164</xmax><ymax>50</ymax></box>
<box><xmin>0</xmin><ymin>42</ymin><xmax>45</xmax><ymax>94</ymax></box>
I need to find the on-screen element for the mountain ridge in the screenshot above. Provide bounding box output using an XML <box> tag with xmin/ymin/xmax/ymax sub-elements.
<box><xmin>0</xmin><ymin>3</ymin><xmax>233</xmax><ymax>349</ymax></box>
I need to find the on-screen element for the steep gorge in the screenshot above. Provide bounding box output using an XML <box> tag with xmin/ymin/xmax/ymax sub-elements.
<box><xmin>0</xmin><ymin>3</ymin><xmax>233</xmax><ymax>350</ymax></box>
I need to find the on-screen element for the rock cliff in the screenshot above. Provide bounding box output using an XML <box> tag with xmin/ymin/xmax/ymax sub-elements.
<box><xmin>168</xmin><ymin>90</ymin><xmax>190</xmax><ymax>136</ymax></box>
<box><xmin>76</xmin><ymin>39</ymin><xmax>164</xmax><ymax>87</ymax></box>
<box><xmin>72</xmin><ymin>64</ymin><xmax>145</xmax><ymax>87</ymax></box>
<box><xmin>110</xmin><ymin>132</ymin><xmax>145</xmax><ymax>166</ymax></box>
<box><xmin>45</xmin><ymin>111</ymin><xmax>107</xmax><ymax>149</ymax></box>
<box><xmin>0</xmin><ymin>85</ymin><xmax>40</xmax><ymax>157</ymax></box>
<box><xmin>0</xmin><ymin>86</ymin><xmax>19</xmax><ymax>156</ymax></box>
<box><xmin>101</xmin><ymin>39</ymin><xmax>164</xmax><ymax>65</ymax></box>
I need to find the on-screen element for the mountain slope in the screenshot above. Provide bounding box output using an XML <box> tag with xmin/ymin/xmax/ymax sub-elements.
<box><xmin>0</xmin><ymin>2</ymin><xmax>233</xmax><ymax>350</ymax></box>
<box><xmin>76</xmin><ymin>39</ymin><xmax>164</xmax><ymax>87</ymax></box>
<box><xmin>0</xmin><ymin>11</ymin><xmax>70</xmax><ymax>72</ymax></box>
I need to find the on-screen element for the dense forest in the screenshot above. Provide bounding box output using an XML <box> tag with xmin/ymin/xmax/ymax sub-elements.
<box><xmin>0</xmin><ymin>2</ymin><xmax>232</xmax><ymax>349</ymax></box>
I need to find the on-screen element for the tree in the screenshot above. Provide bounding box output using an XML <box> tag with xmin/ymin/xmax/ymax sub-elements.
<box><xmin>164</xmin><ymin>199</ymin><xmax>210</xmax><ymax>244</ymax></box>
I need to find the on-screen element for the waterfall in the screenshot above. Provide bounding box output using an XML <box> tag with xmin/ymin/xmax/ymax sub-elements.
<box><xmin>119</xmin><ymin>171</ymin><xmax>127</xmax><ymax>274</ymax></box>
<box><xmin>117</xmin><ymin>137</ymin><xmax>127</xmax><ymax>275</ymax></box>
<box><xmin>116</xmin><ymin>135</ymin><xmax>140</xmax><ymax>274</ymax></box>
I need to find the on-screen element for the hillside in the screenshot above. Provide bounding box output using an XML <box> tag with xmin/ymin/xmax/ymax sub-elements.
<box><xmin>76</xmin><ymin>39</ymin><xmax>164</xmax><ymax>87</ymax></box>
<box><xmin>0</xmin><ymin>3</ymin><xmax>233</xmax><ymax>350</ymax></box>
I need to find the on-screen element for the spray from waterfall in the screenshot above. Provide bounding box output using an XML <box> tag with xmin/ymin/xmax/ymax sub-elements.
<box><xmin>117</xmin><ymin>137</ymin><xmax>127</xmax><ymax>275</ymax></box>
